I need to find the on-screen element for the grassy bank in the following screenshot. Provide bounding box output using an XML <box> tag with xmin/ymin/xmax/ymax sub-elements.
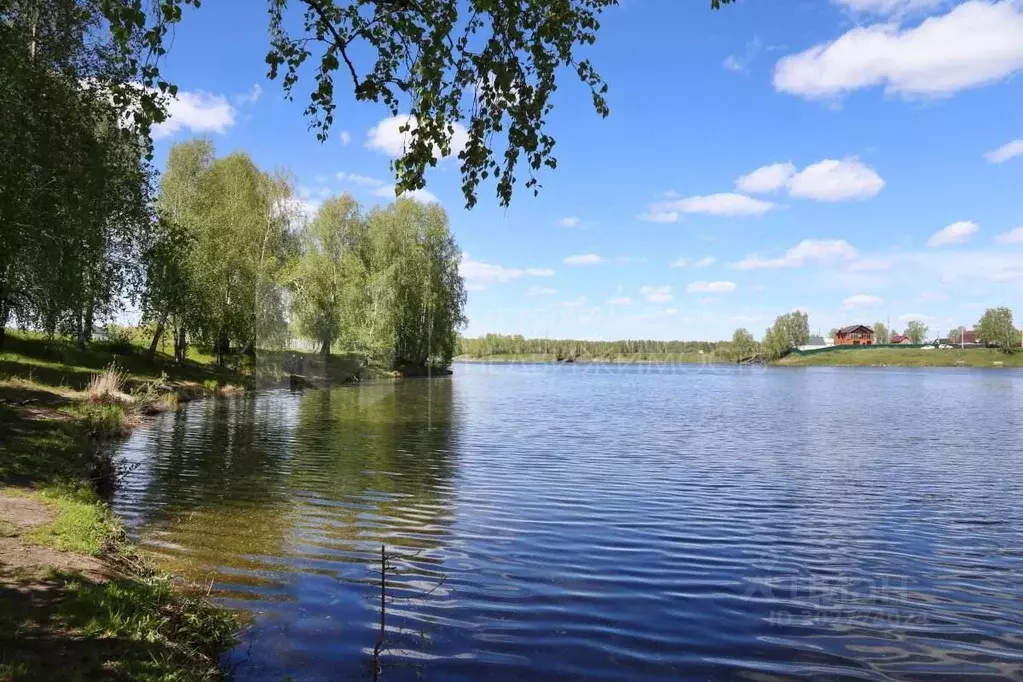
<box><xmin>0</xmin><ymin>331</ymin><xmax>255</xmax><ymax>679</ymax></box>
<box><xmin>779</xmin><ymin>347</ymin><xmax>1023</xmax><ymax>368</ymax></box>
<box><xmin>0</xmin><ymin>329</ymin><xmax>405</xmax><ymax>679</ymax></box>
<box><xmin>455</xmin><ymin>351</ymin><xmax>728</xmax><ymax>364</ymax></box>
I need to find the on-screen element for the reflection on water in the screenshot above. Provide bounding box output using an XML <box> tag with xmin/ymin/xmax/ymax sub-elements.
<box><xmin>112</xmin><ymin>364</ymin><xmax>1023</xmax><ymax>681</ymax></box>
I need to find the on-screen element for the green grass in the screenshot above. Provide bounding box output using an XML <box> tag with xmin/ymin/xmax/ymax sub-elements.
<box><xmin>68</xmin><ymin>401</ymin><xmax>133</xmax><ymax>438</ymax></box>
<box><xmin>26</xmin><ymin>486</ymin><xmax>117</xmax><ymax>556</ymax></box>
<box><xmin>0</xmin><ymin>329</ymin><xmax>246</xmax><ymax>681</ymax></box>
<box><xmin>0</xmin><ymin>328</ymin><xmax>382</xmax><ymax>681</ymax></box>
<box><xmin>0</xmin><ymin>330</ymin><xmax>224</xmax><ymax>391</ymax></box>
<box><xmin>0</xmin><ymin>482</ymin><xmax>236</xmax><ymax>681</ymax></box>
<box><xmin>780</xmin><ymin>346</ymin><xmax>1023</xmax><ymax>367</ymax></box>
<box><xmin>0</xmin><ymin>567</ymin><xmax>236</xmax><ymax>682</ymax></box>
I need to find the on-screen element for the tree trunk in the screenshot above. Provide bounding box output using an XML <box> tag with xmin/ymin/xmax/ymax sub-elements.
<box><xmin>149</xmin><ymin>312</ymin><xmax>168</xmax><ymax>358</ymax></box>
<box><xmin>83</xmin><ymin>302</ymin><xmax>94</xmax><ymax>345</ymax></box>
<box><xmin>320</xmin><ymin>338</ymin><xmax>330</xmax><ymax>357</ymax></box>
<box><xmin>0</xmin><ymin>297</ymin><xmax>8</xmax><ymax>348</ymax></box>
<box><xmin>215</xmin><ymin>335</ymin><xmax>229</xmax><ymax>367</ymax></box>
<box><xmin>173</xmin><ymin>323</ymin><xmax>187</xmax><ymax>364</ymax></box>
<box><xmin>76</xmin><ymin>309</ymin><xmax>87</xmax><ymax>351</ymax></box>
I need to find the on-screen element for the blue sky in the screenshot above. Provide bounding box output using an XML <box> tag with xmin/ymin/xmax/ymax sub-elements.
<box><xmin>150</xmin><ymin>0</ymin><xmax>1023</xmax><ymax>341</ymax></box>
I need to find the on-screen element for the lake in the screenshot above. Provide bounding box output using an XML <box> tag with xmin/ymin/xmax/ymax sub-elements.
<box><xmin>111</xmin><ymin>363</ymin><xmax>1023</xmax><ymax>681</ymax></box>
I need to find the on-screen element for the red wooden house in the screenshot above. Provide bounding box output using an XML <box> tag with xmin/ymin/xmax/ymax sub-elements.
<box><xmin>834</xmin><ymin>324</ymin><xmax>874</xmax><ymax>346</ymax></box>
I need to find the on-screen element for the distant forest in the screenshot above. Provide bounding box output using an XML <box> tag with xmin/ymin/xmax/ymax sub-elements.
<box><xmin>456</xmin><ymin>334</ymin><xmax>725</xmax><ymax>360</ymax></box>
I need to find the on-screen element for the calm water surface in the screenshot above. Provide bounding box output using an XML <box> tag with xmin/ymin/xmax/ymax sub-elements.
<box><xmin>111</xmin><ymin>363</ymin><xmax>1023</xmax><ymax>681</ymax></box>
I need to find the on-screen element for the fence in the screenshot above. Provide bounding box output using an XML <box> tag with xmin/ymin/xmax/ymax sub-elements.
<box><xmin>789</xmin><ymin>343</ymin><xmax>930</xmax><ymax>356</ymax></box>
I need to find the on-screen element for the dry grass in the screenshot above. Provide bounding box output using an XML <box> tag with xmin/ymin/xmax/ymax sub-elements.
<box><xmin>85</xmin><ymin>364</ymin><xmax>131</xmax><ymax>404</ymax></box>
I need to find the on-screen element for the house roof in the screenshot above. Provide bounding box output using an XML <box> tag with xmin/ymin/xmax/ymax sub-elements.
<box><xmin>891</xmin><ymin>334</ymin><xmax>908</xmax><ymax>343</ymax></box>
<box><xmin>837</xmin><ymin>324</ymin><xmax>873</xmax><ymax>335</ymax></box>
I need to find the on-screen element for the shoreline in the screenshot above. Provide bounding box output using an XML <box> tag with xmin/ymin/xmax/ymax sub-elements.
<box><xmin>0</xmin><ymin>330</ymin><xmax>459</xmax><ymax>679</ymax></box>
<box><xmin>454</xmin><ymin>354</ymin><xmax>729</xmax><ymax>365</ymax></box>
<box><xmin>455</xmin><ymin>347</ymin><xmax>1023</xmax><ymax>369</ymax></box>
<box><xmin>1</xmin><ymin>373</ymin><xmax>241</xmax><ymax>679</ymax></box>
<box><xmin>779</xmin><ymin>347</ymin><xmax>1022</xmax><ymax>368</ymax></box>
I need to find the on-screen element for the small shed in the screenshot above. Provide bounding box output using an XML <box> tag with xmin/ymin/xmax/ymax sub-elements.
<box><xmin>835</xmin><ymin>324</ymin><xmax>874</xmax><ymax>346</ymax></box>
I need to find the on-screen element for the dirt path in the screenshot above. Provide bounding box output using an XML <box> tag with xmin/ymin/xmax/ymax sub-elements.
<box><xmin>0</xmin><ymin>493</ymin><xmax>108</xmax><ymax>582</ymax></box>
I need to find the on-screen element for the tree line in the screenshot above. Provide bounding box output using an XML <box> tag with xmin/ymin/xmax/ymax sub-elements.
<box><xmin>729</xmin><ymin>311</ymin><xmax>810</xmax><ymax>362</ymax></box>
<box><xmin>141</xmin><ymin>138</ymin><xmax>467</xmax><ymax>371</ymax></box>
<box><xmin>1</xmin><ymin>104</ymin><xmax>467</xmax><ymax>369</ymax></box>
<box><xmin>0</xmin><ymin>0</ymin><xmax>155</xmax><ymax>348</ymax></box>
<box><xmin>456</xmin><ymin>335</ymin><xmax>724</xmax><ymax>360</ymax></box>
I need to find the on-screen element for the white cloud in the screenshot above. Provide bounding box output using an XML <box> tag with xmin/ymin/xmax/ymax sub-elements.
<box><xmin>686</xmin><ymin>281</ymin><xmax>737</xmax><ymax>294</ymax></box>
<box><xmin>643</xmin><ymin>193</ymin><xmax>775</xmax><ymax>219</ymax></box>
<box><xmin>722</xmin><ymin>37</ymin><xmax>764</xmax><ymax>74</ymax></box>
<box><xmin>336</xmin><ymin>172</ymin><xmax>386</xmax><ymax>188</ymax></box>
<box><xmin>459</xmin><ymin>257</ymin><xmax>520</xmax><ymax>285</ymax></box>
<box><xmin>735</xmin><ymin>239</ymin><xmax>859</xmax><ymax>270</ymax></box>
<box><xmin>995</xmin><ymin>226</ymin><xmax>1023</xmax><ymax>244</ymax></box>
<box><xmin>459</xmin><ymin>254</ymin><xmax>555</xmax><ymax>287</ymax></box>
<box><xmin>669</xmin><ymin>257</ymin><xmax>688</xmax><ymax>268</ymax></box>
<box><xmin>843</xmin><ymin>294</ymin><xmax>883</xmax><ymax>309</ymax></box>
<box><xmin>366</xmin><ymin>114</ymin><xmax>469</xmax><ymax>159</ymax></box>
<box><xmin>833</xmin><ymin>0</ymin><xmax>946</xmax><ymax>15</ymax></box>
<box><xmin>695</xmin><ymin>256</ymin><xmax>716</xmax><ymax>267</ymax></box>
<box><xmin>235</xmin><ymin>84</ymin><xmax>262</xmax><ymax>105</ymax></box>
<box><xmin>787</xmin><ymin>159</ymin><xmax>885</xmax><ymax>201</ymax></box>
<box><xmin>927</xmin><ymin>220</ymin><xmax>978</xmax><ymax>247</ymax></box>
<box><xmin>736</xmin><ymin>159</ymin><xmax>884</xmax><ymax>201</ymax></box>
<box><xmin>639</xmin><ymin>285</ymin><xmax>673</xmax><ymax>303</ymax></box>
<box><xmin>722</xmin><ymin>55</ymin><xmax>744</xmax><ymax>73</ymax></box>
<box><xmin>985</xmin><ymin>139</ymin><xmax>1023</xmax><ymax>163</ymax></box>
<box><xmin>339</xmin><ymin>131</ymin><xmax>352</xmax><ymax>146</ymax></box>
<box><xmin>527</xmin><ymin>286</ymin><xmax>558</xmax><ymax>296</ymax></box>
<box><xmin>564</xmin><ymin>254</ymin><xmax>605</xmax><ymax>265</ymax></box>
<box><xmin>370</xmin><ymin>185</ymin><xmax>440</xmax><ymax>204</ymax></box>
<box><xmin>336</xmin><ymin>171</ymin><xmax>442</xmax><ymax>204</ymax></box>
<box><xmin>607</xmin><ymin>296</ymin><xmax>634</xmax><ymax>305</ymax></box>
<box><xmin>774</xmin><ymin>1</ymin><xmax>1023</xmax><ymax>99</ymax></box>
<box><xmin>558</xmin><ymin>216</ymin><xmax>582</xmax><ymax>228</ymax></box>
<box><xmin>736</xmin><ymin>162</ymin><xmax>796</xmax><ymax>193</ymax></box>
<box><xmin>152</xmin><ymin>90</ymin><xmax>236</xmax><ymax>139</ymax></box>
<box><xmin>637</xmin><ymin>210</ymin><xmax>682</xmax><ymax>224</ymax></box>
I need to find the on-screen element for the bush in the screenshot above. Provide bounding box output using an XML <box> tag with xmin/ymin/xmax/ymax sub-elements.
<box><xmin>73</xmin><ymin>401</ymin><xmax>131</xmax><ymax>438</ymax></box>
<box><xmin>92</xmin><ymin>325</ymin><xmax>138</xmax><ymax>355</ymax></box>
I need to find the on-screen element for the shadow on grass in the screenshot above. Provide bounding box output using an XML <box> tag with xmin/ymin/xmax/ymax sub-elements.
<box><xmin>0</xmin><ymin>333</ymin><xmax>230</xmax><ymax>389</ymax></box>
<box><xmin>0</xmin><ymin>404</ymin><xmax>93</xmax><ymax>487</ymax></box>
<box><xmin>0</xmin><ymin>567</ymin><xmax>232</xmax><ymax>682</ymax></box>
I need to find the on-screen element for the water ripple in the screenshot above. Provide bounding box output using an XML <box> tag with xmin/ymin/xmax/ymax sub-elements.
<box><xmin>111</xmin><ymin>365</ymin><xmax>1023</xmax><ymax>681</ymax></box>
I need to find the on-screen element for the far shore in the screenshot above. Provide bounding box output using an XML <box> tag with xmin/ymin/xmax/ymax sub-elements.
<box><xmin>455</xmin><ymin>347</ymin><xmax>1023</xmax><ymax>369</ymax></box>
<box><xmin>781</xmin><ymin>346</ymin><xmax>1022</xmax><ymax>368</ymax></box>
<box><xmin>454</xmin><ymin>353</ymin><xmax>727</xmax><ymax>365</ymax></box>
